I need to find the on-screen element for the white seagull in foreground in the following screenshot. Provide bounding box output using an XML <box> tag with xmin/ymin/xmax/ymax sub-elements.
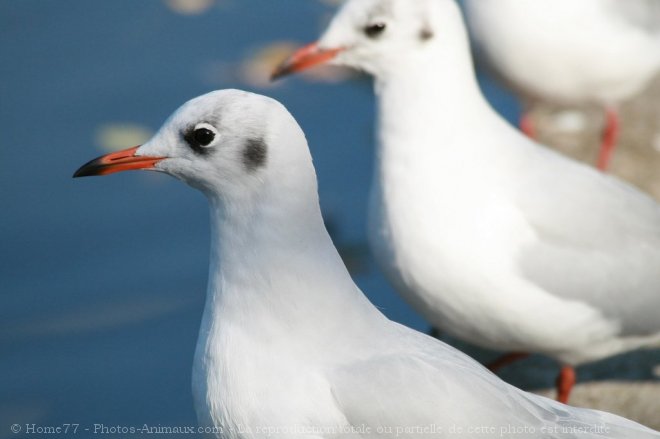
<box><xmin>272</xmin><ymin>0</ymin><xmax>660</xmax><ymax>403</ymax></box>
<box><xmin>463</xmin><ymin>0</ymin><xmax>660</xmax><ymax>171</ymax></box>
<box><xmin>74</xmin><ymin>90</ymin><xmax>660</xmax><ymax>437</ymax></box>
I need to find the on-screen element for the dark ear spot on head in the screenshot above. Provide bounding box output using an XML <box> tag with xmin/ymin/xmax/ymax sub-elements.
<box><xmin>243</xmin><ymin>138</ymin><xmax>267</xmax><ymax>171</ymax></box>
<box><xmin>419</xmin><ymin>27</ymin><xmax>434</xmax><ymax>41</ymax></box>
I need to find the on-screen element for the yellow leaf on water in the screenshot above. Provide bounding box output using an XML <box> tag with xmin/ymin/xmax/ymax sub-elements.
<box><xmin>240</xmin><ymin>42</ymin><xmax>301</xmax><ymax>88</ymax></box>
<box><xmin>165</xmin><ymin>0</ymin><xmax>216</xmax><ymax>15</ymax></box>
<box><xmin>95</xmin><ymin>124</ymin><xmax>154</xmax><ymax>153</ymax></box>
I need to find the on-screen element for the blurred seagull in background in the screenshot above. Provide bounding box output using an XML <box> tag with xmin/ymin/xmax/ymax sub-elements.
<box><xmin>463</xmin><ymin>0</ymin><xmax>660</xmax><ymax>171</ymax></box>
<box><xmin>272</xmin><ymin>0</ymin><xmax>660</xmax><ymax>404</ymax></box>
<box><xmin>74</xmin><ymin>89</ymin><xmax>660</xmax><ymax>437</ymax></box>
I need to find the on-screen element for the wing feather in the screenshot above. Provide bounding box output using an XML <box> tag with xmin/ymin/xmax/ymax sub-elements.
<box><xmin>328</xmin><ymin>328</ymin><xmax>659</xmax><ymax>438</ymax></box>
<box><xmin>512</xmin><ymin>140</ymin><xmax>660</xmax><ymax>336</ymax></box>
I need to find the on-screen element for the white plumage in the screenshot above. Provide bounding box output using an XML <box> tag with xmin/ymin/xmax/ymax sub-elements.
<box><xmin>463</xmin><ymin>0</ymin><xmax>660</xmax><ymax>105</ymax></box>
<box><xmin>76</xmin><ymin>90</ymin><xmax>659</xmax><ymax>437</ymax></box>
<box><xmin>272</xmin><ymin>0</ymin><xmax>660</xmax><ymax>403</ymax></box>
<box><xmin>462</xmin><ymin>0</ymin><xmax>660</xmax><ymax>170</ymax></box>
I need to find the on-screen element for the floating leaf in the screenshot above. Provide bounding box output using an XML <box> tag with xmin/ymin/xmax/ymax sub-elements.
<box><xmin>95</xmin><ymin>123</ymin><xmax>153</xmax><ymax>153</ymax></box>
<box><xmin>240</xmin><ymin>42</ymin><xmax>300</xmax><ymax>88</ymax></box>
<box><xmin>165</xmin><ymin>0</ymin><xmax>216</xmax><ymax>15</ymax></box>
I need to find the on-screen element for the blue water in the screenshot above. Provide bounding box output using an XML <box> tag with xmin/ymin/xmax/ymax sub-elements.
<box><xmin>4</xmin><ymin>1</ymin><xmax>654</xmax><ymax>437</ymax></box>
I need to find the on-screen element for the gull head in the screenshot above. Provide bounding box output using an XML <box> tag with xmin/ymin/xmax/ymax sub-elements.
<box><xmin>74</xmin><ymin>90</ymin><xmax>316</xmax><ymax>205</ymax></box>
<box><xmin>272</xmin><ymin>0</ymin><xmax>457</xmax><ymax>79</ymax></box>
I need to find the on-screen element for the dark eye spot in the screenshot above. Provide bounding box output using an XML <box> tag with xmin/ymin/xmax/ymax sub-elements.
<box><xmin>365</xmin><ymin>22</ymin><xmax>386</xmax><ymax>38</ymax></box>
<box><xmin>419</xmin><ymin>27</ymin><xmax>434</xmax><ymax>41</ymax></box>
<box><xmin>243</xmin><ymin>138</ymin><xmax>267</xmax><ymax>171</ymax></box>
<box><xmin>194</xmin><ymin>128</ymin><xmax>215</xmax><ymax>146</ymax></box>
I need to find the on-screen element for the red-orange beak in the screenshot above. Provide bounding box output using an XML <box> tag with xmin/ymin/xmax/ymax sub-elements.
<box><xmin>271</xmin><ymin>42</ymin><xmax>343</xmax><ymax>80</ymax></box>
<box><xmin>73</xmin><ymin>146</ymin><xmax>166</xmax><ymax>178</ymax></box>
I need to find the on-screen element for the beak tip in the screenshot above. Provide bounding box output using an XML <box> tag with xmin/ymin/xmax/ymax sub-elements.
<box><xmin>72</xmin><ymin>168</ymin><xmax>90</xmax><ymax>178</ymax></box>
<box><xmin>72</xmin><ymin>158</ymin><xmax>101</xmax><ymax>179</ymax></box>
<box><xmin>73</xmin><ymin>145</ymin><xmax>161</xmax><ymax>179</ymax></box>
<box><xmin>269</xmin><ymin>42</ymin><xmax>339</xmax><ymax>81</ymax></box>
<box><xmin>270</xmin><ymin>69</ymin><xmax>286</xmax><ymax>82</ymax></box>
<box><xmin>270</xmin><ymin>59</ymin><xmax>295</xmax><ymax>82</ymax></box>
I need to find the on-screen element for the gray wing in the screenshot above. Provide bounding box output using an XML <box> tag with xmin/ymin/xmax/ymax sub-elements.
<box><xmin>514</xmin><ymin>141</ymin><xmax>660</xmax><ymax>336</ymax></box>
<box><xmin>329</xmin><ymin>328</ymin><xmax>659</xmax><ymax>438</ymax></box>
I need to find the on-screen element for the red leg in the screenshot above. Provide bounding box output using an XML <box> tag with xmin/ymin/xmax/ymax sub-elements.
<box><xmin>555</xmin><ymin>365</ymin><xmax>576</xmax><ymax>404</ymax></box>
<box><xmin>487</xmin><ymin>352</ymin><xmax>530</xmax><ymax>372</ymax></box>
<box><xmin>520</xmin><ymin>112</ymin><xmax>536</xmax><ymax>139</ymax></box>
<box><xmin>596</xmin><ymin>108</ymin><xmax>619</xmax><ymax>171</ymax></box>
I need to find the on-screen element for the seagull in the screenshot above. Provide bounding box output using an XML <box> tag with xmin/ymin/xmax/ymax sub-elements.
<box><xmin>271</xmin><ymin>0</ymin><xmax>660</xmax><ymax>403</ymax></box>
<box><xmin>463</xmin><ymin>0</ymin><xmax>660</xmax><ymax>170</ymax></box>
<box><xmin>73</xmin><ymin>90</ymin><xmax>660</xmax><ymax>437</ymax></box>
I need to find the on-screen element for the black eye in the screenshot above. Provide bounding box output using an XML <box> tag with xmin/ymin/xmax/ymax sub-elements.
<box><xmin>365</xmin><ymin>22</ymin><xmax>386</xmax><ymax>38</ymax></box>
<box><xmin>194</xmin><ymin>128</ymin><xmax>215</xmax><ymax>146</ymax></box>
<box><xmin>183</xmin><ymin>123</ymin><xmax>219</xmax><ymax>154</ymax></box>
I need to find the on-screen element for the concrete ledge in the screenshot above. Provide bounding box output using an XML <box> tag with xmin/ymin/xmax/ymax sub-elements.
<box><xmin>534</xmin><ymin>382</ymin><xmax>660</xmax><ymax>429</ymax></box>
